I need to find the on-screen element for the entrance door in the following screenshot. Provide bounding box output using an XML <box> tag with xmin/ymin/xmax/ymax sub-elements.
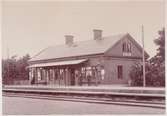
<box><xmin>70</xmin><ymin>69</ymin><xmax>75</xmax><ymax>86</ymax></box>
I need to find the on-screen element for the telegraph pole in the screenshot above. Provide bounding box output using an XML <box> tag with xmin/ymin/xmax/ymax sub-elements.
<box><xmin>142</xmin><ymin>25</ymin><xmax>146</xmax><ymax>87</ymax></box>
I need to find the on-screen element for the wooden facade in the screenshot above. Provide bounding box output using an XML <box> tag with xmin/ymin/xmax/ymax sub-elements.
<box><xmin>28</xmin><ymin>31</ymin><xmax>149</xmax><ymax>86</ymax></box>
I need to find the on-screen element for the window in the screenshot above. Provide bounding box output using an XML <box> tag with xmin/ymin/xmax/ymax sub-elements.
<box><xmin>85</xmin><ymin>67</ymin><xmax>92</xmax><ymax>77</ymax></box>
<box><xmin>122</xmin><ymin>42</ymin><xmax>126</xmax><ymax>52</ymax></box>
<box><xmin>60</xmin><ymin>69</ymin><xmax>64</xmax><ymax>80</ymax></box>
<box><xmin>86</xmin><ymin>70</ymin><xmax>92</xmax><ymax>77</ymax></box>
<box><xmin>117</xmin><ymin>65</ymin><xmax>123</xmax><ymax>79</ymax></box>
<box><xmin>122</xmin><ymin>42</ymin><xmax>132</xmax><ymax>56</ymax></box>
<box><xmin>101</xmin><ymin>69</ymin><xmax>105</xmax><ymax>80</ymax></box>
<box><xmin>127</xmin><ymin>43</ymin><xmax>131</xmax><ymax>52</ymax></box>
<box><xmin>37</xmin><ymin>69</ymin><xmax>42</xmax><ymax>81</ymax></box>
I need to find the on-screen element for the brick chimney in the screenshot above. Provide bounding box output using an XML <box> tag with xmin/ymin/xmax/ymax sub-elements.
<box><xmin>93</xmin><ymin>29</ymin><xmax>102</xmax><ymax>40</ymax></box>
<box><xmin>65</xmin><ymin>35</ymin><xmax>74</xmax><ymax>45</ymax></box>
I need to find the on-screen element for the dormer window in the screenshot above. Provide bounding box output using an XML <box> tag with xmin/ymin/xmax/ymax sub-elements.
<box><xmin>122</xmin><ymin>42</ymin><xmax>132</xmax><ymax>56</ymax></box>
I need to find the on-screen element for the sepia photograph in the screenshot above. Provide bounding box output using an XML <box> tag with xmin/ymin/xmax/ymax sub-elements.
<box><xmin>1</xmin><ymin>0</ymin><xmax>165</xmax><ymax>115</ymax></box>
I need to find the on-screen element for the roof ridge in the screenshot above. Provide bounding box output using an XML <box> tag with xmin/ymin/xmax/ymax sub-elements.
<box><xmin>49</xmin><ymin>33</ymin><xmax>127</xmax><ymax>47</ymax></box>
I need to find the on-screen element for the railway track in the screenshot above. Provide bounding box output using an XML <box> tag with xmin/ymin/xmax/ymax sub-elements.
<box><xmin>3</xmin><ymin>91</ymin><xmax>165</xmax><ymax>109</ymax></box>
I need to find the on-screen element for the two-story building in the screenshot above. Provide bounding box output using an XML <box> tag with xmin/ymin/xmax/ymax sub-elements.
<box><xmin>28</xmin><ymin>29</ymin><xmax>149</xmax><ymax>86</ymax></box>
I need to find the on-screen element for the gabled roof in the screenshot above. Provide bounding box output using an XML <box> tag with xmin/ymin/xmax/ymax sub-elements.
<box><xmin>29</xmin><ymin>33</ymin><xmax>134</xmax><ymax>62</ymax></box>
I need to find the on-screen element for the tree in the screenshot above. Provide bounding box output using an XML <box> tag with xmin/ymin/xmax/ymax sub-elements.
<box><xmin>16</xmin><ymin>54</ymin><xmax>30</xmax><ymax>79</ymax></box>
<box><xmin>154</xmin><ymin>28</ymin><xmax>165</xmax><ymax>62</ymax></box>
<box><xmin>2</xmin><ymin>54</ymin><xmax>30</xmax><ymax>85</ymax></box>
<box><xmin>151</xmin><ymin>28</ymin><xmax>165</xmax><ymax>86</ymax></box>
<box><xmin>2</xmin><ymin>56</ymin><xmax>17</xmax><ymax>84</ymax></box>
<box><xmin>129</xmin><ymin>28</ymin><xmax>165</xmax><ymax>87</ymax></box>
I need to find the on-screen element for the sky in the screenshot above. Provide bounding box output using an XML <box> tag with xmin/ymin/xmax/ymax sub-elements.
<box><xmin>2</xmin><ymin>0</ymin><xmax>165</xmax><ymax>59</ymax></box>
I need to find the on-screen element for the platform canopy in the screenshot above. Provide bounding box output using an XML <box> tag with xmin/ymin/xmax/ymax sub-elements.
<box><xmin>28</xmin><ymin>59</ymin><xmax>87</xmax><ymax>68</ymax></box>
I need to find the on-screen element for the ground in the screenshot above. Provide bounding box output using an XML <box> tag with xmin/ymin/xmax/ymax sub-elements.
<box><xmin>3</xmin><ymin>96</ymin><xmax>165</xmax><ymax>115</ymax></box>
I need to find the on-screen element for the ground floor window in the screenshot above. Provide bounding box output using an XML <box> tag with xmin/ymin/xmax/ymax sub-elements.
<box><xmin>101</xmin><ymin>69</ymin><xmax>105</xmax><ymax>80</ymax></box>
<box><xmin>37</xmin><ymin>68</ymin><xmax>42</xmax><ymax>81</ymax></box>
<box><xmin>117</xmin><ymin>65</ymin><xmax>123</xmax><ymax>79</ymax></box>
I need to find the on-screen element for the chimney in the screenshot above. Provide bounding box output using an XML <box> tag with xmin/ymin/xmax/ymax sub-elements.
<box><xmin>65</xmin><ymin>35</ymin><xmax>74</xmax><ymax>45</ymax></box>
<box><xmin>93</xmin><ymin>29</ymin><xmax>102</xmax><ymax>40</ymax></box>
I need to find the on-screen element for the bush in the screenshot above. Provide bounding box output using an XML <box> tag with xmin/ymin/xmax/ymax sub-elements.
<box><xmin>129</xmin><ymin>62</ymin><xmax>165</xmax><ymax>87</ymax></box>
<box><xmin>129</xmin><ymin>63</ymin><xmax>143</xmax><ymax>86</ymax></box>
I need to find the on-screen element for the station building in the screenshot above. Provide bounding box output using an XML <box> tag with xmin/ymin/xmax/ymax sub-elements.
<box><xmin>28</xmin><ymin>29</ymin><xmax>149</xmax><ymax>86</ymax></box>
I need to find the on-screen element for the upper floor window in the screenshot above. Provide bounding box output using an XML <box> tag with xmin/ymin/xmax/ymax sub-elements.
<box><xmin>122</xmin><ymin>42</ymin><xmax>126</xmax><ymax>52</ymax></box>
<box><xmin>127</xmin><ymin>43</ymin><xmax>131</xmax><ymax>52</ymax></box>
<box><xmin>122</xmin><ymin>42</ymin><xmax>132</xmax><ymax>56</ymax></box>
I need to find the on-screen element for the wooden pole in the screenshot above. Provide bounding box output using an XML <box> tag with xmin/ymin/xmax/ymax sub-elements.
<box><xmin>95</xmin><ymin>67</ymin><xmax>98</xmax><ymax>86</ymax></box>
<box><xmin>63</xmin><ymin>68</ymin><xmax>66</xmax><ymax>86</ymax></box>
<box><xmin>142</xmin><ymin>25</ymin><xmax>146</xmax><ymax>87</ymax></box>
